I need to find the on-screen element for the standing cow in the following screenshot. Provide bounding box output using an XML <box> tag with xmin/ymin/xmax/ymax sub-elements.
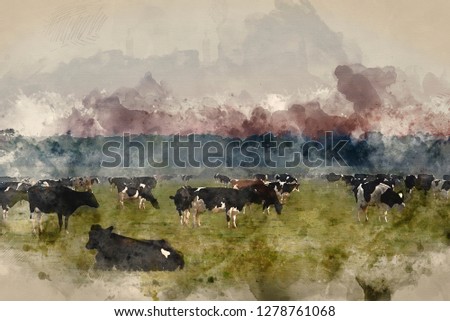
<box><xmin>28</xmin><ymin>185</ymin><xmax>99</xmax><ymax>233</ymax></box>
<box><xmin>354</xmin><ymin>181</ymin><xmax>405</xmax><ymax>222</ymax></box>
<box><xmin>86</xmin><ymin>224</ymin><xmax>184</xmax><ymax>271</ymax></box>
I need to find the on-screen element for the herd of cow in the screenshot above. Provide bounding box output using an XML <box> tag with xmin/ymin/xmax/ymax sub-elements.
<box><xmin>324</xmin><ymin>172</ymin><xmax>449</xmax><ymax>222</ymax></box>
<box><xmin>0</xmin><ymin>171</ymin><xmax>448</xmax><ymax>272</ymax></box>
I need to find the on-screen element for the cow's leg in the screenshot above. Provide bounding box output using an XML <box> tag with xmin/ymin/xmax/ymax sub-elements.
<box><xmin>64</xmin><ymin>215</ymin><xmax>70</xmax><ymax>232</ymax></box>
<box><xmin>231</xmin><ymin>208</ymin><xmax>238</xmax><ymax>228</ymax></box>
<box><xmin>118</xmin><ymin>193</ymin><xmax>124</xmax><ymax>209</ymax></box>
<box><xmin>179</xmin><ymin>211</ymin><xmax>184</xmax><ymax>225</ymax></box>
<box><xmin>358</xmin><ymin>206</ymin><xmax>368</xmax><ymax>222</ymax></box>
<box><xmin>383</xmin><ymin>210</ymin><xmax>388</xmax><ymax>223</ymax></box>
<box><xmin>2</xmin><ymin>208</ymin><xmax>7</xmax><ymax>220</ymax></box>
<box><xmin>226</xmin><ymin>210</ymin><xmax>231</xmax><ymax>228</ymax></box>
<box><xmin>57</xmin><ymin>213</ymin><xmax>63</xmax><ymax>232</ymax></box>
<box><xmin>31</xmin><ymin>209</ymin><xmax>43</xmax><ymax>234</ymax></box>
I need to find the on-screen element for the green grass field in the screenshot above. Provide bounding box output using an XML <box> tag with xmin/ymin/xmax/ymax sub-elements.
<box><xmin>0</xmin><ymin>179</ymin><xmax>449</xmax><ymax>300</ymax></box>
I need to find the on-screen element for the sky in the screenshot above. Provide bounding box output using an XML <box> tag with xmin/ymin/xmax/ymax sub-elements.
<box><xmin>1</xmin><ymin>0</ymin><xmax>450</xmax><ymax>78</ymax></box>
<box><xmin>0</xmin><ymin>0</ymin><xmax>448</xmax><ymax>139</ymax></box>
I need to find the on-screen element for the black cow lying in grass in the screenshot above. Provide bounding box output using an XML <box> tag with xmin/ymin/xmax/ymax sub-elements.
<box><xmin>85</xmin><ymin>224</ymin><xmax>184</xmax><ymax>271</ymax></box>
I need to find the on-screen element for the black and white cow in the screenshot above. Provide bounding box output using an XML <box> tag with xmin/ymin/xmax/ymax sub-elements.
<box><xmin>169</xmin><ymin>186</ymin><xmax>195</xmax><ymax>225</ymax></box>
<box><xmin>231</xmin><ymin>179</ymin><xmax>285</xmax><ymax>213</ymax></box>
<box><xmin>181</xmin><ymin>174</ymin><xmax>194</xmax><ymax>182</ymax></box>
<box><xmin>191</xmin><ymin>187</ymin><xmax>264</xmax><ymax>228</ymax></box>
<box><xmin>0</xmin><ymin>189</ymin><xmax>28</xmax><ymax>219</ymax></box>
<box><xmin>266</xmin><ymin>181</ymin><xmax>300</xmax><ymax>204</ymax></box>
<box><xmin>37</xmin><ymin>179</ymin><xmax>72</xmax><ymax>189</ymax></box>
<box><xmin>118</xmin><ymin>184</ymin><xmax>159</xmax><ymax>210</ymax></box>
<box><xmin>353</xmin><ymin>180</ymin><xmax>405</xmax><ymax>222</ymax></box>
<box><xmin>108</xmin><ymin>177</ymin><xmax>130</xmax><ymax>192</ymax></box>
<box><xmin>404</xmin><ymin>175</ymin><xmax>416</xmax><ymax>194</ymax></box>
<box><xmin>431</xmin><ymin>179</ymin><xmax>450</xmax><ymax>199</ymax></box>
<box><xmin>170</xmin><ymin>185</ymin><xmax>281</xmax><ymax>228</ymax></box>
<box><xmin>28</xmin><ymin>185</ymin><xmax>99</xmax><ymax>233</ymax></box>
<box><xmin>132</xmin><ymin>176</ymin><xmax>157</xmax><ymax>189</ymax></box>
<box><xmin>214</xmin><ymin>173</ymin><xmax>231</xmax><ymax>185</ymax></box>
<box><xmin>253</xmin><ymin>174</ymin><xmax>268</xmax><ymax>181</ymax></box>
<box><xmin>0</xmin><ymin>181</ymin><xmax>30</xmax><ymax>192</ymax></box>
<box><xmin>275</xmin><ymin>173</ymin><xmax>298</xmax><ymax>183</ymax></box>
<box><xmin>86</xmin><ymin>224</ymin><xmax>184</xmax><ymax>271</ymax></box>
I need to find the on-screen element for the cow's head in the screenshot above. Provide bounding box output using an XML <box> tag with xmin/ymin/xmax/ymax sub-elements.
<box><xmin>274</xmin><ymin>202</ymin><xmax>283</xmax><ymax>215</ymax></box>
<box><xmin>150</xmin><ymin>198</ymin><xmax>160</xmax><ymax>209</ymax></box>
<box><xmin>169</xmin><ymin>186</ymin><xmax>193</xmax><ymax>216</ymax></box>
<box><xmin>86</xmin><ymin>224</ymin><xmax>113</xmax><ymax>250</ymax></box>
<box><xmin>81</xmin><ymin>190</ymin><xmax>100</xmax><ymax>208</ymax></box>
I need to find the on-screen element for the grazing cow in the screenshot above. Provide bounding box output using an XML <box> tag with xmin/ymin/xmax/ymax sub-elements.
<box><xmin>86</xmin><ymin>224</ymin><xmax>184</xmax><ymax>271</ymax></box>
<box><xmin>253</xmin><ymin>174</ymin><xmax>268</xmax><ymax>181</ymax></box>
<box><xmin>37</xmin><ymin>179</ymin><xmax>73</xmax><ymax>189</ymax></box>
<box><xmin>108</xmin><ymin>177</ymin><xmax>131</xmax><ymax>192</ymax></box>
<box><xmin>354</xmin><ymin>181</ymin><xmax>405</xmax><ymax>222</ymax></box>
<box><xmin>132</xmin><ymin>176</ymin><xmax>157</xmax><ymax>189</ymax></box>
<box><xmin>0</xmin><ymin>181</ymin><xmax>31</xmax><ymax>192</ymax></box>
<box><xmin>415</xmin><ymin>174</ymin><xmax>435</xmax><ymax>193</ymax></box>
<box><xmin>181</xmin><ymin>174</ymin><xmax>193</xmax><ymax>182</ymax></box>
<box><xmin>157</xmin><ymin>174</ymin><xmax>177</xmax><ymax>182</ymax></box>
<box><xmin>71</xmin><ymin>176</ymin><xmax>100</xmax><ymax>192</ymax></box>
<box><xmin>231</xmin><ymin>180</ymin><xmax>284</xmax><ymax>215</ymax></box>
<box><xmin>230</xmin><ymin>179</ymin><xmax>259</xmax><ymax>190</ymax></box>
<box><xmin>275</xmin><ymin>173</ymin><xmax>298</xmax><ymax>183</ymax></box>
<box><xmin>431</xmin><ymin>179</ymin><xmax>450</xmax><ymax>199</ymax></box>
<box><xmin>341</xmin><ymin>175</ymin><xmax>355</xmax><ymax>186</ymax></box>
<box><xmin>404</xmin><ymin>175</ymin><xmax>416</xmax><ymax>193</ymax></box>
<box><xmin>325</xmin><ymin>173</ymin><xmax>342</xmax><ymax>182</ymax></box>
<box><xmin>214</xmin><ymin>173</ymin><xmax>231</xmax><ymax>185</ymax></box>
<box><xmin>267</xmin><ymin>181</ymin><xmax>300</xmax><ymax>203</ymax></box>
<box><xmin>118</xmin><ymin>184</ymin><xmax>159</xmax><ymax>210</ymax></box>
<box><xmin>354</xmin><ymin>173</ymin><xmax>368</xmax><ymax>179</ymax></box>
<box><xmin>0</xmin><ymin>189</ymin><xmax>28</xmax><ymax>219</ymax></box>
<box><xmin>28</xmin><ymin>185</ymin><xmax>99</xmax><ymax>233</ymax></box>
<box><xmin>170</xmin><ymin>185</ymin><xmax>281</xmax><ymax>228</ymax></box>
<box><xmin>190</xmin><ymin>187</ymin><xmax>262</xmax><ymax>228</ymax></box>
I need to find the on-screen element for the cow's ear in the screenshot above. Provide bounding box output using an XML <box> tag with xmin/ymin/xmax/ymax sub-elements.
<box><xmin>107</xmin><ymin>226</ymin><xmax>114</xmax><ymax>233</ymax></box>
<box><xmin>90</xmin><ymin>224</ymin><xmax>102</xmax><ymax>231</ymax></box>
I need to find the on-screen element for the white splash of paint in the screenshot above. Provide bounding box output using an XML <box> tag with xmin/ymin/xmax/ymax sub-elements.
<box><xmin>160</xmin><ymin>249</ymin><xmax>170</xmax><ymax>259</ymax></box>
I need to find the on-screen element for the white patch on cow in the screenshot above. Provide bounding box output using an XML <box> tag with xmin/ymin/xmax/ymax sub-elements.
<box><xmin>5</xmin><ymin>186</ymin><xmax>10</xmax><ymax>192</ymax></box>
<box><xmin>161</xmin><ymin>248</ymin><xmax>171</xmax><ymax>259</ymax></box>
<box><xmin>398</xmin><ymin>192</ymin><xmax>403</xmax><ymax>199</ymax></box>
<box><xmin>121</xmin><ymin>186</ymin><xmax>128</xmax><ymax>193</ymax></box>
<box><xmin>212</xmin><ymin>202</ymin><xmax>226</xmax><ymax>213</ymax></box>
<box><xmin>17</xmin><ymin>182</ymin><xmax>23</xmax><ymax>190</ymax></box>
<box><xmin>140</xmin><ymin>183</ymin><xmax>146</xmax><ymax>189</ymax></box>
<box><xmin>195</xmin><ymin>187</ymin><xmax>205</xmax><ymax>192</ymax></box>
<box><xmin>132</xmin><ymin>190</ymin><xmax>139</xmax><ymax>198</ymax></box>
